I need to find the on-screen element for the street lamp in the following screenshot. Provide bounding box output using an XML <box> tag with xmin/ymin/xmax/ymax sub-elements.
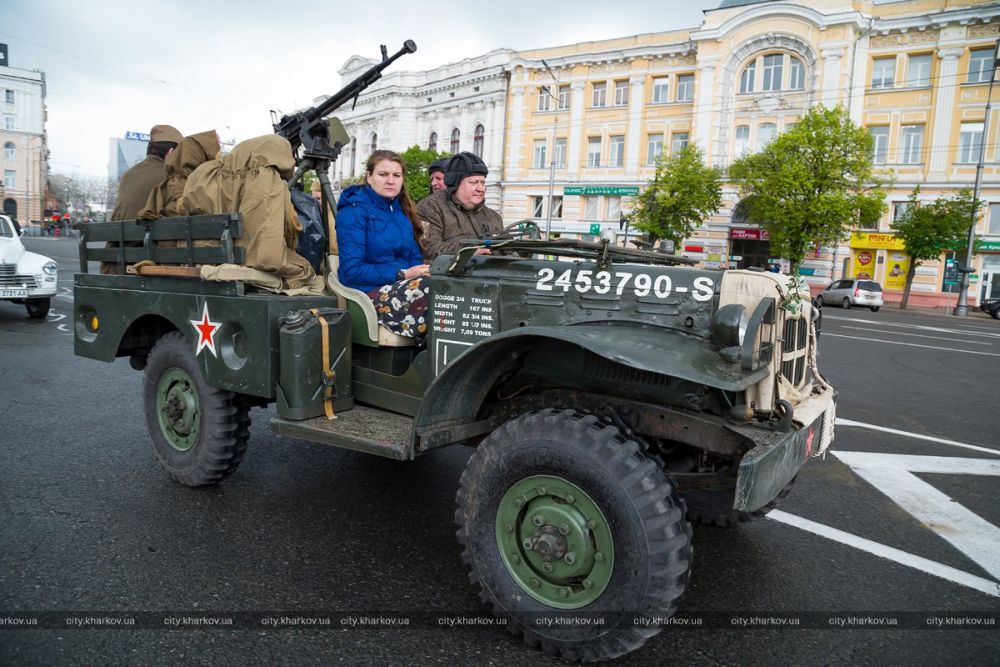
<box><xmin>954</xmin><ymin>38</ymin><xmax>1000</xmax><ymax>316</ymax></box>
<box><xmin>540</xmin><ymin>59</ymin><xmax>561</xmax><ymax>240</ymax></box>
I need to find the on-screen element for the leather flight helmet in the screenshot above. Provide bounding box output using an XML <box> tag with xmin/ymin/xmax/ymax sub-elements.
<box><xmin>444</xmin><ymin>152</ymin><xmax>488</xmax><ymax>188</ymax></box>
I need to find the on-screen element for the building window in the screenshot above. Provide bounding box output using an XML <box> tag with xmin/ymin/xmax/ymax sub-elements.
<box><xmin>587</xmin><ymin>137</ymin><xmax>601</xmax><ymax>167</ymax></box>
<box><xmin>788</xmin><ymin>56</ymin><xmax>805</xmax><ymax>90</ymax></box>
<box><xmin>607</xmin><ymin>196</ymin><xmax>621</xmax><ymax>221</ymax></box>
<box><xmin>647</xmin><ymin>133</ymin><xmax>663</xmax><ymax>165</ymax></box>
<box><xmin>671</xmin><ymin>132</ymin><xmax>689</xmax><ymax>155</ymax></box>
<box><xmin>868</xmin><ymin>126</ymin><xmax>889</xmax><ymax>164</ymax></box>
<box><xmin>370</xmin><ymin>133</ymin><xmax>378</xmax><ymax>154</ymax></box>
<box><xmin>609</xmin><ymin>135</ymin><xmax>625</xmax><ymax>167</ymax></box>
<box><xmin>592</xmin><ymin>82</ymin><xmax>607</xmax><ymax>107</ymax></box>
<box><xmin>4</xmin><ymin>170</ymin><xmax>15</xmax><ymax>188</ymax></box>
<box><xmin>871</xmin><ymin>57</ymin><xmax>896</xmax><ymax>89</ymax></box>
<box><xmin>892</xmin><ymin>201</ymin><xmax>911</xmax><ymax>225</ymax></box>
<box><xmin>614</xmin><ymin>80</ymin><xmax>629</xmax><ymax>106</ymax></box>
<box><xmin>428</xmin><ymin>131</ymin><xmax>437</xmax><ymax>152</ymax></box>
<box><xmin>473</xmin><ymin>124</ymin><xmax>484</xmax><ymax>158</ymax></box>
<box><xmin>4</xmin><ymin>90</ymin><xmax>12</xmax><ymax>105</ymax></box>
<box><xmin>3</xmin><ymin>142</ymin><xmax>13</xmax><ymax>160</ymax></box>
<box><xmin>584</xmin><ymin>196</ymin><xmax>600</xmax><ymax>220</ymax></box>
<box><xmin>900</xmin><ymin>125</ymin><xmax>924</xmax><ymax>164</ymax></box>
<box><xmin>530</xmin><ymin>196</ymin><xmax>544</xmax><ymax>219</ymax></box>
<box><xmin>450</xmin><ymin>128</ymin><xmax>460</xmax><ymax>153</ymax></box>
<box><xmin>734</xmin><ymin>125</ymin><xmax>750</xmax><ymax>157</ymax></box>
<box><xmin>968</xmin><ymin>48</ymin><xmax>995</xmax><ymax>84</ymax></box>
<box><xmin>756</xmin><ymin>123</ymin><xmax>777</xmax><ymax>151</ymax></box>
<box><xmin>906</xmin><ymin>54</ymin><xmax>932</xmax><ymax>87</ymax></box>
<box><xmin>538</xmin><ymin>86</ymin><xmax>551</xmax><ymax>112</ymax></box>
<box><xmin>739</xmin><ymin>60</ymin><xmax>756</xmax><ymax>93</ymax></box>
<box><xmin>554</xmin><ymin>138</ymin><xmax>567</xmax><ymax>168</ymax></box>
<box><xmin>989</xmin><ymin>203</ymin><xmax>1000</xmax><ymax>234</ymax></box>
<box><xmin>558</xmin><ymin>84</ymin><xmax>570</xmax><ymax>110</ymax></box>
<box><xmin>676</xmin><ymin>75</ymin><xmax>694</xmax><ymax>102</ymax></box>
<box><xmin>3</xmin><ymin>116</ymin><xmax>13</xmax><ymax>131</ymax></box>
<box><xmin>958</xmin><ymin>122</ymin><xmax>984</xmax><ymax>163</ymax></box>
<box><xmin>533</xmin><ymin>139</ymin><xmax>547</xmax><ymax>169</ymax></box>
<box><xmin>762</xmin><ymin>54</ymin><xmax>783</xmax><ymax>92</ymax></box>
<box><xmin>551</xmin><ymin>196</ymin><xmax>563</xmax><ymax>219</ymax></box>
<box><xmin>652</xmin><ymin>77</ymin><xmax>669</xmax><ymax>103</ymax></box>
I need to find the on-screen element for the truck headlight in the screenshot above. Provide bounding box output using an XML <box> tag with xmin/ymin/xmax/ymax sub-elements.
<box><xmin>711</xmin><ymin>304</ymin><xmax>749</xmax><ymax>347</ymax></box>
<box><xmin>43</xmin><ymin>262</ymin><xmax>58</xmax><ymax>275</ymax></box>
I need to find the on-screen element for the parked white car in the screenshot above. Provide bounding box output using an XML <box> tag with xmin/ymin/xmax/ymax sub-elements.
<box><xmin>0</xmin><ymin>214</ymin><xmax>58</xmax><ymax>318</ymax></box>
<box><xmin>816</xmin><ymin>278</ymin><xmax>883</xmax><ymax>312</ymax></box>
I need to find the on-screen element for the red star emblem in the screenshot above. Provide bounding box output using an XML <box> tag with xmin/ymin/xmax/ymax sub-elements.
<box><xmin>804</xmin><ymin>426</ymin><xmax>816</xmax><ymax>458</ymax></box>
<box><xmin>190</xmin><ymin>302</ymin><xmax>221</xmax><ymax>357</ymax></box>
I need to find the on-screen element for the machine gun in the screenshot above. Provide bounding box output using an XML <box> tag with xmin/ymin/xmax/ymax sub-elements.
<box><xmin>272</xmin><ymin>39</ymin><xmax>417</xmax><ymax>239</ymax></box>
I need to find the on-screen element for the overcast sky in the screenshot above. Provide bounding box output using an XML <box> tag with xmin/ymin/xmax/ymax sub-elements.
<box><xmin>1</xmin><ymin>0</ymin><xmax>720</xmax><ymax>178</ymax></box>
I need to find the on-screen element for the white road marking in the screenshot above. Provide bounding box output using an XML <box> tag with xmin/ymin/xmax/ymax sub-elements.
<box><xmin>835</xmin><ymin>418</ymin><xmax>1000</xmax><ymax>455</ymax></box>
<box><xmin>767</xmin><ymin>510</ymin><xmax>1000</xmax><ymax>598</ymax></box>
<box><xmin>822</xmin><ymin>314</ymin><xmax>1000</xmax><ymax>339</ymax></box>
<box><xmin>832</xmin><ymin>452</ymin><xmax>1000</xmax><ymax>581</ymax></box>
<box><xmin>823</xmin><ymin>332</ymin><xmax>1000</xmax><ymax>356</ymax></box>
<box><xmin>840</xmin><ymin>325</ymin><xmax>992</xmax><ymax>345</ymax></box>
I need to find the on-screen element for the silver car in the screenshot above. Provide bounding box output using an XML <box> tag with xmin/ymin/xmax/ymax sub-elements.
<box><xmin>817</xmin><ymin>279</ymin><xmax>883</xmax><ymax>312</ymax></box>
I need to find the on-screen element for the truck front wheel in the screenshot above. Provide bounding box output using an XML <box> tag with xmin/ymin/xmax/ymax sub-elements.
<box><xmin>455</xmin><ymin>409</ymin><xmax>692</xmax><ymax>662</ymax></box>
<box><xmin>143</xmin><ymin>332</ymin><xmax>251</xmax><ymax>486</ymax></box>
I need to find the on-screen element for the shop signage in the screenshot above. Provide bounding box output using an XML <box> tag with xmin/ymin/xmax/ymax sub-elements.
<box><xmin>124</xmin><ymin>131</ymin><xmax>150</xmax><ymax>141</ymax></box>
<box><xmin>730</xmin><ymin>228</ymin><xmax>769</xmax><ymax>240</ymax></box>
<box><xmin>563</xmin><ymin>186</ymin><xmax>640</xmax><ymax>196</ymax></box>
<box><xmin>850</xmin><ymin>232</ymin><xmax>905</xmax><ymax>250</ymax></box>
<box><xmin>589</xmin><ymin>224</ymin><xmax>601</xmax><ymax>235</ymax></box>
<box><xmin>979</xmin><ymin>240</ymin><xmax>1000</xmax><ymax>252</ymax></box>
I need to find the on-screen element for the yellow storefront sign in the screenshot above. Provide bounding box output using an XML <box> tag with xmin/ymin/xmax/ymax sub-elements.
<box><xmin>852</xmin><ymin>250</ymin><xmax>877</xmax><ymax>280</ymax></box>
<box><xmin>883</xmin><ymin>251</ymin><xmax>910</xmax><ymax>290</ymax></box>
<box><xmin>850</xmin><ymin>232</ymin><xmax>906</xmax><ymax>250</ymax></box>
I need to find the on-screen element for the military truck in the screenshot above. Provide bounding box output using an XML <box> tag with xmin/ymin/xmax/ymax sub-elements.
<box><xmin>74</xmin><ymin>212</ymin><xmax>834</xmax><ymax>661</ymax></box>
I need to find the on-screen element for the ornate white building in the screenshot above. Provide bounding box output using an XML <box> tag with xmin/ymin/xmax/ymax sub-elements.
<box><xmin>332</xmin><ymin>48</ymin><xmax>512</xmax><ymax>208</ymax></box>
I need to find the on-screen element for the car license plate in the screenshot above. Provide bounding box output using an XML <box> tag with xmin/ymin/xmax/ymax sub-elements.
<box><xmin>0</xmin><ymin>288</ymin><xmax>28</xmax><ymax>298</ymax></box>
<box><xmin>865</xmin><ymin>295</ymin><xmax>874</xmax><ymax>299</ymax></box>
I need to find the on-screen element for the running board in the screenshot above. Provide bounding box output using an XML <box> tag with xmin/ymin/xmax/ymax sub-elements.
<box><xmin>270</xmin><ymin>404</ymin><xmax>414</xmax><ymax>460</ymax></box>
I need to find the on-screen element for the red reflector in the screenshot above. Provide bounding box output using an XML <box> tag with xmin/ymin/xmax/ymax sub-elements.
<box><xmin>684</xmin><ymin>245</ymin><xmax>704</xmax><ymax>252</ymax></box>
<box><xmin>854</xmin><ymin>287</ymin><xmax>860</xmax><ymax>297</ymax></box>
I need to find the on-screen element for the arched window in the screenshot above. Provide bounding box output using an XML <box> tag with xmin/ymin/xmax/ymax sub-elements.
<box><xmin>429</xmin><ymin>131</ymin><xmax>437</xmax><ymax>152</ymax></box>
<box><xmin>473</xmin><ymin>124</ymin><xmax>484</xmax><ymax>158</ymax></box>
<box><xmin>3</xmin><ymin>142</ymin><xmax>13</xmax><ymax>160</ymax></box>
<box><xmin>732</xmin><ymin>199</ymin><xmax>750</xmax><ymax>226</ymax></box>
<box><xmin>756</xmin><ymin>123</ymin><xmax>777</xmax><ymax>151</ymax></box>
<box><xmin>450</xmin><ymin>128</ymin><xmax>460</xmax><ymax>153</ymax></box>
<box><xmin>788</xmin><ymin>56</ymin><xmax>805</xmax><ymax>90</ymax></box>
<box><xmin>738</xmin><ymin>53</ymin><xmax>806</xmax><ymax>93</ymax></box>
<box><xmin>370</xmin><ymin>133</ymin><xmax>378</xmax><ymax>154</ymax></box>
<box><xmin>739</xmin><ymin>61</ymin><xmax>756</xmax><ymax>94</ymax></box>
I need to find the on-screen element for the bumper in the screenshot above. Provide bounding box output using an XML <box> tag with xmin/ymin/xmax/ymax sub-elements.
<box><xmin>731</xmin><ymin>387</ymin><xmax>836</xmax><ymax>512</ymax></box>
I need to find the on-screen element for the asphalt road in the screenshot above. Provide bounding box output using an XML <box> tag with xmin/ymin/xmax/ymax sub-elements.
<box><xmin>1</xmin><ymin>237</ymin><xmax>998</xmax><ymax>665</ymax></box>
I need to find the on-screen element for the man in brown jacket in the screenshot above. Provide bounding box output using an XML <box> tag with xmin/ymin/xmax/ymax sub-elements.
<box><xmin>418</xmin><ymin>152</ymin><xmax>503</xmax><ymax>260</ymax></box>
<box><xmin>102</xmin><ymin>124</ymin><xmax>184</xmax><ymax>274</ymax></box>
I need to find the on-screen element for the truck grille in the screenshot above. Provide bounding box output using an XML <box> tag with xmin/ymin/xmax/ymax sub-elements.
<box><xmin>0</xmin><ymin>264</ymin><xmax>38</xmax><ymax>289</ymax></box>
<box><xmin>780</xmin><ymin>316</ymin><xmax>809</xmax><ymax>388</ymax></box>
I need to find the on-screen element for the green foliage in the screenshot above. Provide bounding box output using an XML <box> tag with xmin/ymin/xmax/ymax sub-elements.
<box><xmin>891</xmin><ymin>187</ymin><xmax>979</xmax><ymax>263</ymax></box>
<box><xmin>399</xmin><ymin>145</ymin><xmax>451</xmax><ymax>202</ymax></box>
<box><xmin>728</xmin><ymin>105</ymin><xmax>888</xmax><ymax>269</ymax></box>
<box><xmin>630</xmin><ymin>145</ymin><xmax>723</xmax><ymax>249</ymax></box>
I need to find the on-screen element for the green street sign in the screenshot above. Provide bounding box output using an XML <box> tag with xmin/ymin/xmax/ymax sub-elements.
<box><xmin>979</xmin><ymin>240</ymin><xmax>1000</xmax><ymax>252</ymax></box>
<box><xmin>564</xmin><ymin>186</ymin><xmax>640</xmax><ymax>196</ymax></box>
<box><xmin>589</xmin><ymin>224</ymin><xmax>601</xmax><ymax>235</ymax></box>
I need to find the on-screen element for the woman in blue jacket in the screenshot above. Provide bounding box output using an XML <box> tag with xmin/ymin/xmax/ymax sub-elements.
<box><xmin>336</xmin><ymin>150</ymin><xmax>431</xmax><ymax>342</ymax></box>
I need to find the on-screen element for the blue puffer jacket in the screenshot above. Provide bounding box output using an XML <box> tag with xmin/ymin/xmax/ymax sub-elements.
<box><xmin>336</xmin><ymin>184</ymin><xmax>423</xmax><ymax>293</ymax></box>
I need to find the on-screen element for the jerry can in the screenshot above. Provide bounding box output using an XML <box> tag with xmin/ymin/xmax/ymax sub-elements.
<box><xmin>276</xmin><ymin>308</ymin><xmax>353</xmax><ymax>420</ymax></box>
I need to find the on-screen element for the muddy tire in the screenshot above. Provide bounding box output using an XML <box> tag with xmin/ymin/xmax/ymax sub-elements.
<box><xmin>683</xmin><ymin>476</ymin><xmax>795</xmax><ymax>527</ymax></box>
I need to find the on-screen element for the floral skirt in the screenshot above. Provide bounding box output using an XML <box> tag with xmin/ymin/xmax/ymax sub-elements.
<box><xmin>368</xmin><ymin>276</ymin><xmax>430</xmax><ymax>344</ymax></box>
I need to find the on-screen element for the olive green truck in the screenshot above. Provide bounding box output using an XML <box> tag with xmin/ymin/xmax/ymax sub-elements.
<box><xmin>74</xmin><ymin>216</ymin><xmax>835</xmax><ymax>662</ymax></box>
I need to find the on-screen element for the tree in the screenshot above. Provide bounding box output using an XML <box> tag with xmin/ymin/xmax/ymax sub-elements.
<box><xmin>399</xmin><ymin>145</ymin><xmax>450</xmax><ymax>202</ymax></box>
<box><xmin>629</xmin><ymin>145</ymin><xmax>722</xmax><ymax>251</ymax></box>
<box><xmin>891</xmin><ymin>187</ymin><xmax>980</xmax><ymax>309</ymax></box>
<box><xmin>728</xmin><ymin>105</ymin><xmax>888</xmax><ymax>273</ymax></box>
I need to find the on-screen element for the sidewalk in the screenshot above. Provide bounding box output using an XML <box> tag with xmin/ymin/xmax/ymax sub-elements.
<box><xmin>862</xmin><ymin>303</ymin><xmax>997</xmax><ymax>321</ymax></box>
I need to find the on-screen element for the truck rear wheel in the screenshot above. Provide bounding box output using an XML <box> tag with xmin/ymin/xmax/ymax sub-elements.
<box><xmin>143</xmin><ymin>332</ymin><xmax>251</xmax><ymax>486</ymax></box>
<box><xmin>682</xmin><ymin>476</ymin><xmax>795</xmax><ymax>527</ymax></box>
<box><xmin>455</xmin><ymin>409</ymin><xmax>692</xmax><ymax>662</ymax></box>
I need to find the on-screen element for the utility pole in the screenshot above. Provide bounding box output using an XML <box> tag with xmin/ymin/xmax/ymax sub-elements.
<box><xmin>541</xmin><ymin>60</ymin><xmax>561</xmax><ymax>241</ymax></box>
<box><xmin>954</xmin><ymin>38</ymin><xmax>1000</xmax><ymax>316</ymax></box>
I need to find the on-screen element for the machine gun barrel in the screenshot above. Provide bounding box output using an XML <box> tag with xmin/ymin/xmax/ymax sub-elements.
<box><xmin>273</xmin><ymin>40</ymin><xmax>416</xmax><ymax>153</ymax></box>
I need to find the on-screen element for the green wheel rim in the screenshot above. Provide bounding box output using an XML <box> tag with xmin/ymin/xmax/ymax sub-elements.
<box><xmin>156</xmin><ymin>367</ymin><xmax>201</xmax><ymax>452</ymax></box>
<box><xmin>496</xmin><ymin>475</ymin><xmax>614</xmax><ymax>609</ymax></box>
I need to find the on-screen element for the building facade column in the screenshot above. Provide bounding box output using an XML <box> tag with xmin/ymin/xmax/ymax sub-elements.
<box><xmin>568</xmin><ymin>81</ymin><xmax>586</xmax><ymax>178</ymax></box>
<box><xmin>505</xmin><ymin>88</ymin><xmax>525</xmax><ymax>180</ymax></box>
<box><xmin>929</xmin><ymin>48</ymin><xmax>965</xmax><ymax>178</ymax></box>
<box><xmin>821</xmin><ymin>48</ymin><xmax>843</xmax><ymax>108</ymax></box>
<box><xmin>626</xmin><ymin>74</ymin><xmax>645</xmax><ymax>173</ymax></box>
<box><xmin>694</xmin><ymin>57</ymin><xmax>718</xmax><ymax>164</ymax></box>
